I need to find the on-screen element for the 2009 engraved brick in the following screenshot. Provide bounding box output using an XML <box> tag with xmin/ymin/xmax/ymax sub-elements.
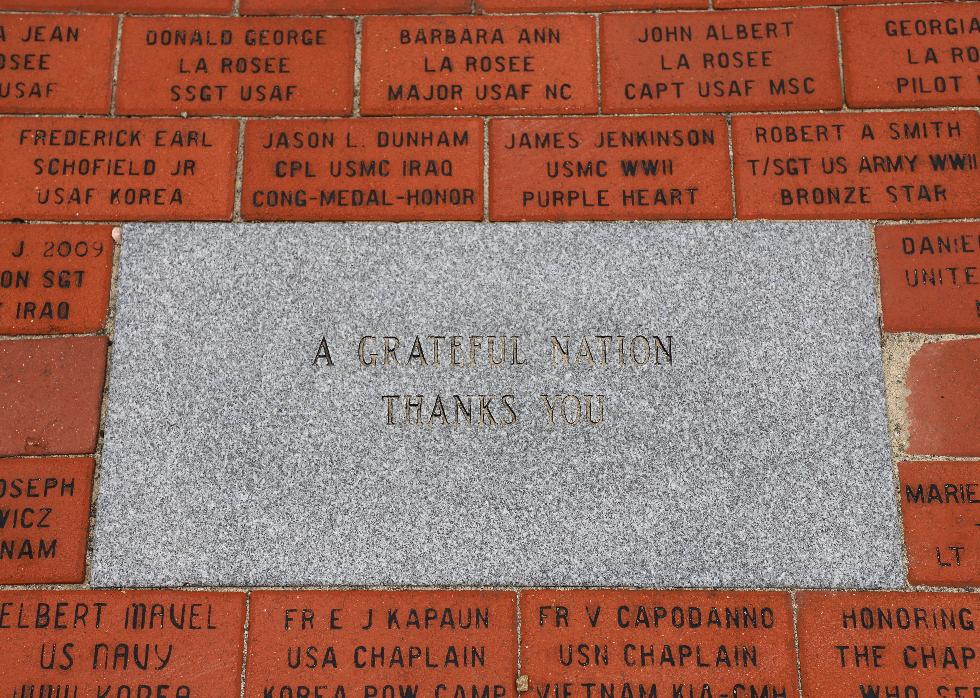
<box><xmin>477</xmin><ymin>0</ymin><xmax>706</xmax><ymax>11</ymax></box>
<box><xmin>489</xmin><ymin>116</ymin><xmax>732</xmax><ymax>220</ymax></box>
<box><xmin>246</xmin><ymin>591</ymin><xmax>517</xmax><ymax>698</ymax></box>
<box><xmin>0</xmin><ymin>591</ymin><xmax>246</xmax><ymax>698</ymax></box>
<box><xmin>876</xmin><ymin>222</ymin><xmax>980</xmax><ymax>335</ymax></box>
<box><xmin>522</xmin><ymin>590</ymin><xmax>800</xmax><ymax>698</ymax></box>
<box><xmin>0</xmin><ymin>457</ymin><xmax>93</xmax><ymax>584</ymax></box>
<box><xmin>899</xmin><ymin>461</ymin><xmax>980</xmax><ymax>588</ymax></box>
<box><xmin>0</xmin><ymin>225</ymin><xmax>115</xmax><ymax>335</ymax></box>
<box><xmin>0</xmin><ymin>15</ymin><xmax>115</xmax><ymax>115</ymax></box>
<box><xmin>241</xmin><ymin>0</ymin><xmax>470</xmax><ymax>14</ymax></box>
<box><xmin>242</xmin><ymin>118</ymin><xmax>484</xmax><ymax>221</ymax></box>
<box><xmin>0</xmin><ymin>0</ymin><xmax>234</xmax><ymax>11</ymax></box>
<box><xmin>906</xmin><ymin>338</ymin><xmax>980</xmax><ymax>457</ymax></box>
<box><xmin>840</xmin><ymin>4</ymin><xmax>980</xmax><ymax>109</ymax></box>
<box><xmin>732</xmin><ymin>111</ymin><xmax>980</xmax><ymax>219</ymax></box>
<box><xmin>0</xmin><ymin>117</ymin><xmax>238</xmax><ymax>222</ymax></box>
<box><xmin>0</xmin><ymin>336</ymin><xmax>107</xmax><ymax>456</ymax></box>
<box><xmin>797</xmin><ymin>592</ymin><xmax>980</xmax><ymax>698</ymax></box>
<box><xmin>360</xmin><ymin>15</ymin><xmax>598</xmax><ymax>116</ymax></box>
<box><xmin>117</xmin><ymin>17</ymin><xmax>355</xmax><ymax>117</ymax></box>
<box><xmin>601</xmin><ymin>9</ymin><xmax>841</xmax><ymax>114</ymax></box>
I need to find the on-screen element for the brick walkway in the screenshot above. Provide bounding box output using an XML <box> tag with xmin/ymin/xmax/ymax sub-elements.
<box><xmin>0</xmin><ymin>0</ymin><xmax>977</xmax><ymax>696</ymax></box>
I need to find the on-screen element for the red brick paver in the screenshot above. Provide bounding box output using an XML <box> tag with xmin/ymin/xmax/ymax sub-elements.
<box><xmin>0</xmin><ymin>117</ymin><xmax>238</xmax><ymax>221</ymax></box>
<box><xmin>900</xmin><ymin>461</ymin><xmax>980</xmax><ymax>587</ymax></box>
<box><xmin>841</xmin><ymin>4</ymin><xmax>980</xmax><ymax>109</ymax></box>
<box><xmin>601</xmin><ymin>9</ymin><xmax>842</xmax><ymax>114</ymax></box>
<box><xmin>478</xmin><ymin>0</ymin><xmax>707</xmax><ymax>10</ymax></box>
<box><xmin>876</xmin><ymin>222</ymin><xmax>980</xmax><ymax>335</ymax></box>
<box><xmin>360</xmin><ymin>15</ymin><xmax>598</xmax><ymax>116</ymax></box>
<box><xmin>241</xmin><ymin>0</ymin><xmax>471</xmax><ymax>14</ymax></box>
<box><xmin>0</xmin><ymin>225</ymin><xmax>114</xmax><ymax>336</ymax></box>
<box><xmin>0</xmin><ymin>457</ymin><xmax>94</xmax><ymax>584</ymax></box>
<box><xmin>117</xmin><ymin>17</ymin><xmax>356</xmax><ymax>117</ymax></box>
<box><xmin>522</xmin><ymin>590</ymin><xmax>800</xmax><ymax>698</ymax></box>
<box><xmin>0</xmin><ymin>15</ymin><xmax>115</xmax><ymax>115</ymax></box>
<box><xmin>0</xmin><ymin>591</ymin><xmax>246</xmax><ymax>696</ymax></box>
<box><xmin>489</xmin><ymin>116</ymin><xmax>732</xmax><ymax>220</ymax></box>
<box><xmin>0</xmin><ymin>0</ymin><xmax>235</xmax><ymax>11</ymax></box>
<box><xmin>907</xmin><ymin>338</ymin><xmax>980</xmax><ymax>457</ymax></box>
<box><xmin>798</xmin><ymin>592</ymin><xmax>980</xmax><ymax>698</ymax></box>
<box><xmin>0</xmin><ymin>336</ymin><xmax>107</xmax><ymax>457</ymax></box>
<box><xmin>243</xmin><ymin>118</ymin><xmax>484</xmax><ymax>221</ymax></box>
<box><xmin>732</xmin><ymin>111</ymin><xmax>980</xmax><ymax>219</ymax></box>
<box><xmin>246</xmin><ymin>591</ymin><xmax>517</xmax><ymax>698</ymax></box>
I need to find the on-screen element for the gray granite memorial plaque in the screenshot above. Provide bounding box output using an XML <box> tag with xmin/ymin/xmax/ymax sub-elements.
<box><xmin>92</xmin><ymin>221</ymin><xmax>902</xmax><ymax>588</ymax></box>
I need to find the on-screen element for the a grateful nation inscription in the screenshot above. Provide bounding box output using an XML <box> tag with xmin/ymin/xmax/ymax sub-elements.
<box><xmin>92</xmin><ymin>222</ymin><xmax>903</xmax><ymax>588</ymax></box>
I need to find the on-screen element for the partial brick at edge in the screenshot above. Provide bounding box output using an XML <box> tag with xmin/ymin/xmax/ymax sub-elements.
<box><xmin>0</xmin><ymin>0</ymin><xmax>234</xmax><ymax>11</ymax></box>
<box><xmin>906</xmin><ymin>338</ymin><xmax>980</xmax><ymax>457</ymax></box>
<box><xmin>733</xmin><ymin>111</ymin><xmax>980</xmax><ymax>220</ymax></box>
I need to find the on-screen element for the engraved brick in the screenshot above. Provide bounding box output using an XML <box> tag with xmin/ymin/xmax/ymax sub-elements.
<box><xmin>0</xmin><ymin>117</ymin><xmax>238</xmax><ymax>222</ymax></box>
<box><xmin>601</xmin><ymin>9</ymin><xmax>841</xmax><ymax>114</ymax></box>
<box><xmin>117</xmin><ymin>17</ymin><xmax>355</xmax><ymax>117</ymax></box>
<box><xmin>489</xmin><ymin>116</ymin><xmax>732</xmax><ymax>221</ymax></box>
<box><xmin>841</xmin><ymin>4</ymin><xmax>980</xmax><ymax>109</ymax></box>
<box><xmin>0</xmin><ymin>336</ymin><xmax>107</xmax><ymax>456</ymax></box>
<box><xmin>899</xmin><ymin>461</ymin><xmax>980</xmax><ymax>587</ymax></box>
<box><xmin>907</xmin><ymin>338</ymin><xmax>980</xmax><ymax>457</ymax></box>
<box><xmin>875</xmin><ymin>222</ymin><xmax>980</xmax><ymax>335</ymax></box>
<box><xmin>0</xmin><ymin>457</ymin><xmax>93</xmax><ymax>584</ymax></box>
<box><xmin>246</xmin><ymin>591</ymin><xmax>517</xmax><ymax>698</ymax></box>
<box><xmin>242</xmin><ymin>118</ymin><xmax>484</xmax><ymax>221</ymax></box>
<box><xmin>0</xmin><ymin>15</ymin><xmax>115</xmax><ymax>115</ymax></box>
<box><xmin>0</xmin><ymin>0</ymin><xmax>234</xmax><ymax>11</ymax></box>
<box><xmin>360</xmin><ymin>15</ymin><xmax>598</xmax><ymax>116</ymax></box>
<box><xmin>0</xmin><ymin>590</ymin><xmax>246</xmax><ymax>698</ymax></box>
<box><xmin>0</xmin><ymin>225</ymin><xmax>114</xmax><ymax>336</ymax></box>
<box><xmin>797</xmin><ymin>591</ymin><xmax>980</xmax><ymax>698</ymax></box>
<box><xmin>241</xmin><ymin>0</ymin><xmax>470</xmax><ymax>14</ymax></box>
<box><xmin>716</xmin><ymin>0</ymin><xmax>928</xmax><ymax>8</ymax></box>
<box><xmin>478</xmin><ymin>0</ymin><xmax>706</xmax><ymax>11</ymax></box>
<box><xmin>732</xmin><ymin>111</ymin><xmax>980</xmax><ymax>219</ymax></box>
<box><xmin>522</xmin><ymin>590</ymin><xmax>800</xmax><ymax>698</ymax></box>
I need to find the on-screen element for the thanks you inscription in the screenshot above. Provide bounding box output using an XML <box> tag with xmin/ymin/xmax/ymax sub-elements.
<box><xmin>310</xmin><ymin>332</ymin><xmax>673</xmax><ymax>428</ymax></box>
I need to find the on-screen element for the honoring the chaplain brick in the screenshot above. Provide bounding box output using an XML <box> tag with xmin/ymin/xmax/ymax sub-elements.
<box><xmin>359</xmin><ymin>16</ymin><xmax>598</xmax><ymax>115</ymax></box>
<box><xmin>797</xmin><ymin>592</ymin><xmax>979</xmax><ymax>698</ymax></box>
<box><xmin>0</xmin><ymin>591</ymin><xmax>246</xmax><ymax>698</ymax></box>
<box><xmin>240</xmin><ymin>0</ymin><xmax>471</xmax><ymax>13</ymax></box>
<box><xmin>899</xmin><ymin>461</ymin><xmax>980</xmax><ymax>587</ymax></box>
<box><xmin>117</xmin><ymin>18</ymin><xmax>355</xmax><ymax>116</ymax></box>
<box><xmin>0</xmin><ymin>118</ymin><xmax>238</xmax><ymax>221</ymax></box>
<box><xmin>732</xmin><ymin>111</ymin><xmax>980</xmax><ymax>219</ymax></box>
<box><xmin>0</xmin><ymin>457</ymin><xmax>93</xmax><ymax>584</ymax></box>
<box><xmin>242</xmin><ymin>118</ymin><xmax>483</xmax><ymax>220</ymax></box>
<box><xmin>0</xmin><ymin>336</ymin><xmax>107</xmax><ymax>457</ymax></box>
<box><xmin>876</xmin><ymin>222</ymin><xmax>980</xmax><ymax>334</ymax></box>
<box><xmin>0</xmin><ymin>15</ymin><xmax>115</xmax><ymax>114</ymax></box>
<box><xmin>246</xmin><ymin>591</ymin><xmax>516</xmax><ymax>698</ymax></box>
<box><xmin>93</xmin><ymin>221</ymin><xmax>902</xmax><ymax>587</ymax></box>
<box><xmin>0</xmin><ymin>225</ymin><xmax>114</xmax><ymax>335</ymax></box>
<box><xmin>840</xmin><ymin>4</ymin><xmax>980</xmax><ymax>109</ymax></box>
<box><xmin>521</xmin><ymin>590</ymin><xmax>799</xmax><ymax>698</ymax></box>
<box><xmin>489</xmin><ymin>116</ymin><xmax>732</xmax><ymax>220</ymax></box>
<box><xmin>600</xmin><ymin>9</ymin><xmax>842</xmax><ymax>113</ymax></box>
